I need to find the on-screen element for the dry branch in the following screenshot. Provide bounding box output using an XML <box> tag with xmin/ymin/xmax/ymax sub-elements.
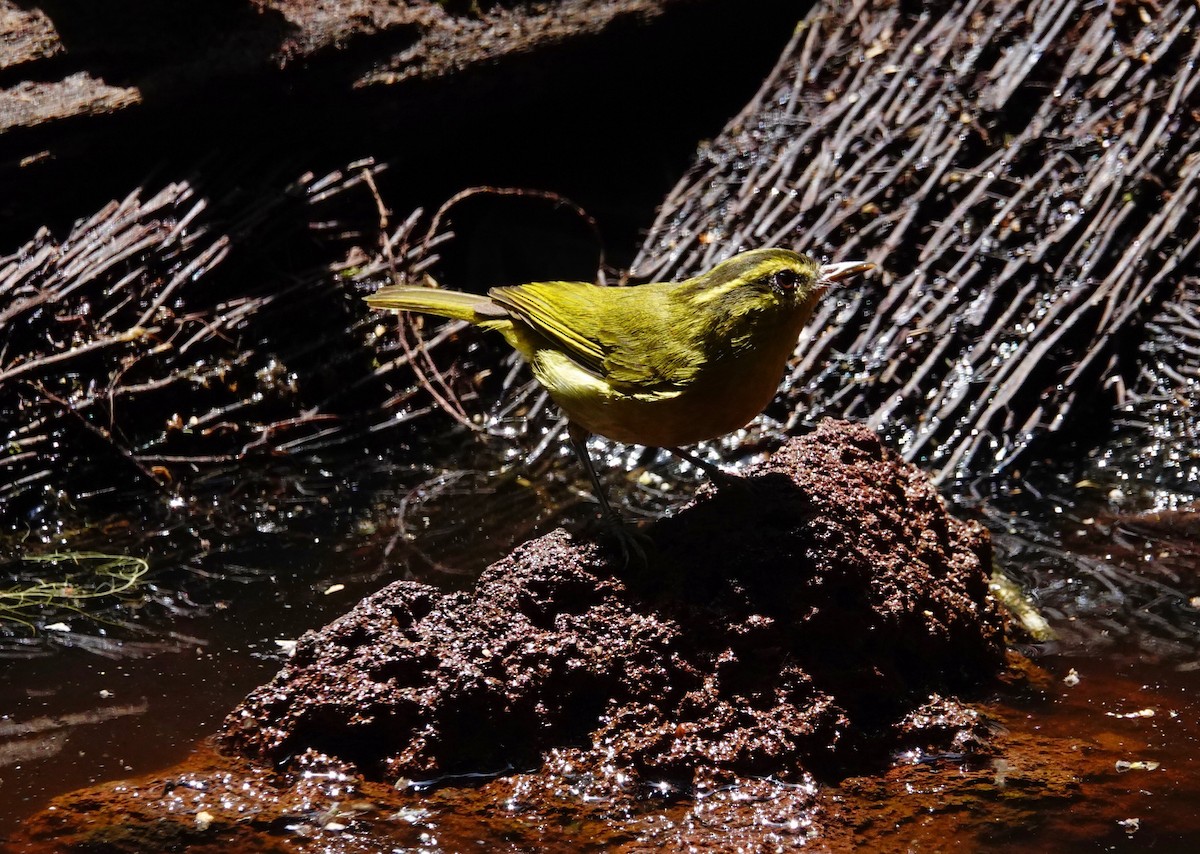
<box><xmin>0</xmin><ymin>0</ymin><xmax>699</xmax><ymax>136</ymax></box>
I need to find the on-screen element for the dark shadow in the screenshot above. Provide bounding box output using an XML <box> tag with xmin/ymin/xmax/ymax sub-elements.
<box><xmin>0</xmin><ymin>0</ymin><xmax>804</xmax><ymax>266</ymax></box>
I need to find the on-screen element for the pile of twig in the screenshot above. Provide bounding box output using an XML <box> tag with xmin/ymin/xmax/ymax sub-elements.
<box><xmin>0</xmin><ymin>162</ymin><xmax>453</xmax><ymax>513</ymax></box>
<box><xmin>633</xmin><ymin>0</ymin><xmax>1200</xmax><ymax>485</ymax></box>
<box><xmin>1111</xmin><ymin>270</ymin><xmax>1200</xmax><ymax>496</ymax></box>
<box><xmin>1</xmin><ymin>182</ymin><xmax>226</xmax><ymax>504</ymax></box>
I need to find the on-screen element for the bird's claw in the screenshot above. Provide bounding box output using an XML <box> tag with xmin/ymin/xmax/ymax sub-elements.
<box><xmin>599</xmin><ymin>514</ymin><xmax>652</xmax><ymax>570</ymax></box>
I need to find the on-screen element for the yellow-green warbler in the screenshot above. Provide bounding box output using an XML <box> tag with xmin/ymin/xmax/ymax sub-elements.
<box><xmin>367</xmin><ymin>248</ymin><xmax>872</xmax><ymax>548</ymax></box>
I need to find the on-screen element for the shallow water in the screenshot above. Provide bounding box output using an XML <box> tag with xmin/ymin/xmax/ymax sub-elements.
<box><xmin>0</xmin><ymin>432</ymin><xmax>634</xmax><ymax>835</ymax></box>
<box><xmin>2</xmin><ymin>418</ymin><xmax>1198</xmax><ymax>849</ymax></box>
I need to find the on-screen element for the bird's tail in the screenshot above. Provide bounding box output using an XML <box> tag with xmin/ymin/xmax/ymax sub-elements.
<box><xmin>365</xmin><ymin>286</ymin><xmax>505</xmax><ymax>324</ymax></box>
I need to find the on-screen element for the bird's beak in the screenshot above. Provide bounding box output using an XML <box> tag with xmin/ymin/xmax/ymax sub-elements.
<box><xmin>818</xmin><ymin>261</ymin><xmax>874</xmax><ymax>287</ymax></box>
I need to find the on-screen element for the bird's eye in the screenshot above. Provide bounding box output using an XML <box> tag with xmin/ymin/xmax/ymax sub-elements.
<box><xmin>769</xmin><ymin>269</ymin><xmax>802</xmax><ymax>293</ymax></box>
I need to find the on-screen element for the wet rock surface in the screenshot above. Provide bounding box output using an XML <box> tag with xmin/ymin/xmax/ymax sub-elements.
<box><xmin>9</xmin><ymin>420</ymin><xmax>1018</xmax><ymax>851</ymax></box>
<box><xmin>220</xmin><ymin>419</ymin><xmax>1003</xmax><ymax>784</ymax></box>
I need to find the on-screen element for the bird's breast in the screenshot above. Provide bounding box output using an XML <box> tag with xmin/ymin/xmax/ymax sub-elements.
<box><xmin>530</xmin><ymin>313</ymin><xmax>806</xmax><ymax>447</ymax></box>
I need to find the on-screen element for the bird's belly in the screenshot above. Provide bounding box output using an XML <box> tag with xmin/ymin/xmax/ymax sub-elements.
<box><xmin>532</xmin><ymin>348</ymin><xmax>787</xmax><ymax>448</ymax></box>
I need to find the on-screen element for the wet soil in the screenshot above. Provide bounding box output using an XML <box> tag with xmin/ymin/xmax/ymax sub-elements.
<box><xmin>7</xmin><ymin>426</ymin><xmax>1200</xmax><ymax>851</ymax></box>
<box><xmin>13</xmin><ymin>659</ymin><xmax>1200</xmax><ymax>852</ymax></box>
<box><xmin>220</xmin><ymin>420</ymin><xmax>1002</xmax><ymax>783</ymax></box>
<box><xmin>7</xmin><ymin>420</ymin><xmax>1008</xmax><ymax>850</ymax></box>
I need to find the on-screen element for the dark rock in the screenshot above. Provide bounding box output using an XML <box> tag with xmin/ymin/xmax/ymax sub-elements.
<box><xmin>219</xmin><ymin>419</ymin><xmax>1004</xmax><ymax>784</ymax></box>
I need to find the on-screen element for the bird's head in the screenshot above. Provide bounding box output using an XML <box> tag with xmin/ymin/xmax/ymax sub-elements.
<box><xmin>681</xmin><ymin>248</ymin><xmax>873</xmax><ymax>323</ymax></box>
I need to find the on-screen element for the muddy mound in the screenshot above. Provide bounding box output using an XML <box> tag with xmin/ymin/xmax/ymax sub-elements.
<box><xmin>220</xmin><ymin>419</ymin><xmax>1003</xmax><ymax>784</ymax></box>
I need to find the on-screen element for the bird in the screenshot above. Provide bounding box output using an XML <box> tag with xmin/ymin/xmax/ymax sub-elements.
<box><xmin>366</xmin><ymin>247</ymin><xmax>872</xmax><ymax>553</ymax></box>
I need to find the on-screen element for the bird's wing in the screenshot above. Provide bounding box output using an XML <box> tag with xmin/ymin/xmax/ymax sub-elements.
<box><xmin>490</xmin><ymin>281</ymin><xmax>693</xmax><ymax>393</ymax></box>
<box><xmin>488</xmin><ymin>282</ymin><xmax>612</xmax><ymax>376</ymax></box>
<box><xmin>603</xmin><ymin>340</ymin><xmax>697</xmax><ymax>392</ymax></box>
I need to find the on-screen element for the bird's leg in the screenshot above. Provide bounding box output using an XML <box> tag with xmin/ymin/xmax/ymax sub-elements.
<box><xmin>567</xmin><ymin>423</ymin><xmax>647</xmax><ymax>566</ymax></box>
<box><xmin>568</xmin><ymin>424</ymin><xmax>619</xmax><ymax>522</ymax></box>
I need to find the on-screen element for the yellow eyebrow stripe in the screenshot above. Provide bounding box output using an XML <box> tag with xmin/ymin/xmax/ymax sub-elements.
<box><xmin>688</xmin><ymin>278</ymin><xmax>748</xmax><ymax>305</ymax></box>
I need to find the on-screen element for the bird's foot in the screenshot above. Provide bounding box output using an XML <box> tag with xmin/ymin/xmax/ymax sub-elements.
<box><xmin>596</xmin><ymin>513</ymin><xmax>653</xmax><ymax>570</ymax></box>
